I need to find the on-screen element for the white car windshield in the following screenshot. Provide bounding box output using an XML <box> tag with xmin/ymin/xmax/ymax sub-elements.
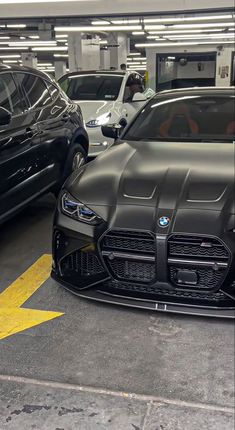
<box><xmin>59</xmin><ymin>74</ymin><xmax>123</xmax><ymax>101</ymax></box>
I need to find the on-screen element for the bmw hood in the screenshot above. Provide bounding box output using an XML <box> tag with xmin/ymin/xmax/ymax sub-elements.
<box><xmin>74</xmin><ymin>100</ymin><xmax>116</xmax><ymax>123</ymax></box>
<box><xmin>66</xmin><ymin>140</ymin><xmax>235</xmax><ymax>235</ymax></box>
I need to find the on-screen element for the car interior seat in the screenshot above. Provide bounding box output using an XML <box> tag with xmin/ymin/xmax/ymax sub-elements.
<box><xmin>159</xmin><ymin>103</ymin><xmax>199</xmax><ymax>138</ymax></box>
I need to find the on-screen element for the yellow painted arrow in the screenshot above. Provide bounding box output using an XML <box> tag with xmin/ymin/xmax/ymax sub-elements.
<box><xmin>0</xmin><ymin>254</ymin><xmax>63</xmax><ymax>340</ymax></box>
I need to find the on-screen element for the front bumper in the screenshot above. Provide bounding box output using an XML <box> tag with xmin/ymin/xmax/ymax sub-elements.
<box><xmin>52</xmin><ymin>215</ymin><xmax>235</xmax><ymax>318</ymax></box>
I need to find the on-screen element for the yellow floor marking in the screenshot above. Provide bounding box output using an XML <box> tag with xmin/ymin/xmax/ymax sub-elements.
<box><xmin>0</xmin><ymin>255</ymin><xmax>53</xmax><ymax>308</ymax></box>
<box><xmin>0</xmin><ymin>255</ymin><xmax>63</xmax><ymax>341</ymax></box>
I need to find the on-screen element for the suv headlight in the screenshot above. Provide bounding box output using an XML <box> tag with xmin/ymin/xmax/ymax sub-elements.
<box><xmin>61</xmin><ymin>192</ymin><xmax>103</xmax><ymax>225</ymax></box>
<box><xmin>86</xmin><ymin>112</ymin><xmax>111</xmax><ymax>128</ymax></box>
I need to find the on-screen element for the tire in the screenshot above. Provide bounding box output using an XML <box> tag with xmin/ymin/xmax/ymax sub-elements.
<box><xmin>63</xmin><ymin>143</ymin><xmax>87</xmax><ymax>179</ymax></box>
<box><xmin>53</xmin><ymin>144</ymin><xmax>87</xmax><ymax>197</ymax></box>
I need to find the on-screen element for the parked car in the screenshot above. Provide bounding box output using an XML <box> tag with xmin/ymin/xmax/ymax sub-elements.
<box><xmin>0</xmin><ymin>65</ymin><xmax>89</xmax><ymax>225</ymax></box>
<box><xmin>52</xmin><ymin>87</ymin><xmax>235</xmax><ymax>318</ymax></box>
<box><xmin>59</xmin><ymin>70</ymin><xmax>153</xmax><ymax>156</ymax></box>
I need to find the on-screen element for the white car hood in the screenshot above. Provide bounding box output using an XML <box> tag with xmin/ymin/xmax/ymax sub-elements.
<box><xmin>74</xmin><ymin>100</ymin><xmax>116</xmax><ymax>123</ymax></box>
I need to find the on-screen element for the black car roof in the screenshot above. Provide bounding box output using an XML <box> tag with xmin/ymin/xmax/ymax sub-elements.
<box><xmin>0</xmin><ymin>63</ymin><xmax>55</xmax><ymax>82</ymax></box>
<box><xmin>158</xmin><ymin>86</ymin><xmax>235</xmax><ymax>97</ymax></box>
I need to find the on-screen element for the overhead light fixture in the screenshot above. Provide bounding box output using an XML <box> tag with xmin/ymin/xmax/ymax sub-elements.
<box><xmin>37</xmin><ymin>62</ymin><xmax>53</xmax><ymax>66</ymax></box>
<box><xmin>135</xmin><ymin>42</ymin><xmax>200</xmax><ymax>47</ymax></box>
<box><xmin>132</xmin><ymin>31</ymin><xmax>145</xmax><ymax>35</ymax></box>
<box><xmin>144</xmin><ymin>14</ymin><xmax>233</xmax><ymax>23</ymax></box>
<box><xmin>92</xmin><ymin>21</ymin><xmax>110</xmax><ymax>25</ymax></box>
<box><xmin>111</xmin><ymin>19</ymin><xmax>140</xmax><ymax>24</ymax></box>
<box><xmin>56</xmin><ymin>34</ymin><xmax>68</xmax><ymax>38</ymax></box>
<box><xmin>9</xmin><ymin>41</ymin><xmax>57</xmax><ymax>46</ymax></box>
<box><xmin>0</xmin><ymin>47</ymin><xmax>29</xmax><ymax>50</ymax></box>
<box><xmin>128</xmin><ymin>52</ymin><xmax>141</xmax><ymax>56</ymax></box>
<box><xmin>2</xmin><ymin>59</ymin><xmax>19</xmax><ymax>63</ymax></box>
<box><xmin>147</xmin><ymin>29</ymin><xmax>224</xmax><ymax>34</ymax></box>
<box><xmin>32</xmin><ymin>46</ymin><xmax>68</xmax><ymax>51</ymax></box>
<box><xmin>55</xmin><ymin>25</ymin><xmax>142</xmax><ymax>32</ymax></box>
<box><xmin>54</xmin><ymin>53</ymin><xmax>68</xmax><ymax>57</ymax></box>
<box><xmin>7</xmin><ymin>24</ymin><xmax>27</xmax><ymax>28</ymax></box>
<box><xmin>0</xmin><ymin>36</ymin><xmax>10</xmax><ymax>40</ymax></box>
<box><xmin>145</xmin><ymin>22</ymin><xmax>234</xmax><ymax>30</ymax></box>
<box><xmin>29</xmin><ymin>35</ymin><xmax>40</xmax><ymax>39</ymax></box>
<box><xmin>0</xmin><ymin>54</ymin><xmax>20</xmax><ymax>58</ymax></box>
<box><xmin>136</xmin><ymin>40</ymin><xmax>234</xmax><ymax>47</ymax></box>
<box><xmin>99</xmin><ymin>40</ymin><xmax>108</xmax><ymax>45</ymax></box>
<box><xmin>168</xmin><ymin>33</ymin><xmax>235</xmax><ymax>39</ymax></box>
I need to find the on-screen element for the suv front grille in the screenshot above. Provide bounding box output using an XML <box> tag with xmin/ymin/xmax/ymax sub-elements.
<box><xmin>168</xmin><ymin>235</ymin><xmax>230</xmax><ymax>291</ymax></box>
<box><xmin>100</xmin><ymin>230</ymin><xmax>156</xmax><ymax>284</ymax></box>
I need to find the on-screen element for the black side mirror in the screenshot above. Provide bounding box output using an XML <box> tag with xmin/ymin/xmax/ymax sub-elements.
<box><xmin>102</xmin><ymin>123</ymin><xmax>122</xmax><ymax>140</ymax></box>
<box><xmin>0</xmin><ymin>107</ymin><xmax>12</xmax><ymax>127</ymax></box>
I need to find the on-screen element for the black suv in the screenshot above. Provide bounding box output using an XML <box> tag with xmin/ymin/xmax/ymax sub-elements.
<box><xmin>0</xmin><ymin>65</ymin><xmax>89</xmax><ymax>224</ymax></box>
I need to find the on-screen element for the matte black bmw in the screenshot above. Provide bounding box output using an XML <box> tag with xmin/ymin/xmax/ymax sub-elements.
<box><xmin>0</xmin><ymin>65</ymin><xmax>89</xmax><ymax>224</ymax></box>
<box><xmin>52</xmin><ymin>87</ymin><xmax>235</xmax><ymax>318</ymax></box>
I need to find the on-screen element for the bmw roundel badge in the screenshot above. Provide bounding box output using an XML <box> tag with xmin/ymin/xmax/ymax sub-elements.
<box><xmin>158</xmin><ymin>216</ymin><xmax>171</xmax><ymax>228</ymax></box>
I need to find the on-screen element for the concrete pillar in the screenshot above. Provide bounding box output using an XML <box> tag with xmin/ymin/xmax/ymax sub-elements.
<box><xmin>108</xmin><ymin>33</ymin><xmax>129</xmax><ymax>70</ymax></box>
<box><xmin>216</xmin><ymin>48</ymin><xmax>233</xmax><ymax>87</ymax></box>
<box><xmin>54</xmin><ymin>61</ymin><xmax>67</xmax><ymax>80</ymax></box>
<box><xmin>21</xmin><ymin>52</ymin><xmax>37</xmax><ymax>68</ymax></box>
<box><xmin>146</xmin><ymin>48</ymin><xmax>156</xmax><ymax>91</ymax></box>
<box><xmin>100</xmin><ymin>49</ymin><xmax>110</xmax><ymax>70</ymax></box>
<box><xmin>68</xmin><ymin>34</ymin><xmax>100</xmax><ymax>72</ymax></box>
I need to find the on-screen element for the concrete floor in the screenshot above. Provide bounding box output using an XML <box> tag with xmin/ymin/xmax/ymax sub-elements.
<box><xmin>0</xmin><ymin>195</ymin><xmax>234</xmax><ymax>430</ymax></box>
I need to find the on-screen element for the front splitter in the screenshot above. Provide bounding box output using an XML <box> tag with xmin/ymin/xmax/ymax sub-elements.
<box><xmin>53</xmin><ymin>275</ymin><xmax>235</xmax><ymax>318</ymax></box>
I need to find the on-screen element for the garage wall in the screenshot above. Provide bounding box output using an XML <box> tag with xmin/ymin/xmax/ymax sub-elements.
<box><xmin>0</xmin><ymin>0</ymin><xmax>234</xmax><ymax>18</ymax></box>
<box><xmin>147</xmin><ymin>46</ymin><xmax>233</xmax><ymax>90</ymax></box>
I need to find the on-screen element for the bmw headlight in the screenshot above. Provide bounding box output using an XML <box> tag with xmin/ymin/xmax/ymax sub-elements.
<box><xmin>86</xmin><ymin>112</ymin><xmax>111</xmax><ymax>128</ymax></box>
<box><xmin>61</xmin><ymin>192</ymin><xmax>103</xmax><ymax>225</ymax></box>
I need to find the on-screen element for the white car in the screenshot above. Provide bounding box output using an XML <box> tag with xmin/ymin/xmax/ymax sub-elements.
<box><xmin>59</xmin><ymin>71</ymin><xmax>154</xmax><ymax>156</ymax></box>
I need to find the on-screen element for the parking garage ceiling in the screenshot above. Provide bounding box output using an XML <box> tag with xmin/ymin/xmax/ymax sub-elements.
<box><xmin>0</xmin><ymin>10</ymin><xmax>234</xmax><ymax>74</ymax></box>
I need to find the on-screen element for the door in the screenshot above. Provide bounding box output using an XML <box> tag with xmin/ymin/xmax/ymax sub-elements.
<box><xmin>0</xmin><ymin>72</ymin><xmax>41</xmax><ymax>221</ymax></box>
<box><xmin>16</xmin><ymin>72</ymin><xmax>71</xmax><ymax>186</ymax></box>
<box><xmin>121</xmin><ymin>73</ymin><xmax>147</xmax><ymax>124</ymax></box>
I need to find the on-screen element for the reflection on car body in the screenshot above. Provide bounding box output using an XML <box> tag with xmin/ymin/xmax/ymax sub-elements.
<box><xmin>0</xmin><ymin>65</ymin><xmax>89</xmax><ymax>224</ymax></box>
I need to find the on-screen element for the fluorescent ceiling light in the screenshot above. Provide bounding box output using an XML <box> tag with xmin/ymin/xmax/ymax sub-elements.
<box><xmin>3</xmin><ymin>59</ymin><xmax>19</xmax><ymax>63</ymax></box>
<box><xmin>0</xmin><ymin>47</ymin><xmax>28</xmax><ymax>50</ymax></box>
<box><xmin>56</xmin><ymin>34</ymin><xmax>68</xmax><ymax>38</ymax></box>
<box><xmin>32</xmin><ymin>46</ymin><xmax>68</xmax><ymax>51</ymax></box>
<box><xmin>144</xmin><ymin>14</ymin><xmax>233</xmax><ymax>23</ymax></box>
<box><xmin>99</xmin><ymin>40</ymin><xmax>107</xmax><ymax>45</ymax></box>
<box><xmin>132</xmin><ymin>31</ymin><xmax>145</xmax><ymax>35</ymax></box>
<box><xmin>131</xmin><ymin>57</ymin><xmax>147</xmax><ymax>61</ymax></box>
<box><xmin>37</xmin><ymin>62</ymin><xmax>52</xmax><ymax>66</ymax></box>
<box><xmin>111</xmin><ymin>19</ymin><xmax>140</xmax><ymax>24</ymax></box>
<box><xmin>54</xmin><ymin>53</ymin><xmax>68</xmax><ymax>57</ymax></box>
<box><xmin>57</xmin><ymin>39</ymin><xmax>67</xmax><ymax>42</ymax></box>
<box><xmin>169</xmin><ymin>33</ymin><xmax>235</xmax><ymax>39</ymax></box>
<box><xmin>173</xmin><ymin>22</ymin><xmax>235</xmax><ymax>29</ymax></box>
<box><xmin>0</xmin><ymin>0</ymin><xmax>95</xmax><ymax>2</ymax></box>
<box><xmin>0</xmin><ymin>54</ymin><xmax>20</xmax><ymax>58</ymax></box>
<box><xmin>55</xmin><ymin>25</ymin><xmax>142</xmax><ymax>32</ymax></box>
<box><xmin>92</xmin><ymin>21</ymin><xmax>110</xmax><ymax>25</ymax></box>
<box><xmin>148</xmin><ymin>29</ymin><xmax>224</xmax><ymax>34</ymax></box>
<box><xmin>128</xmin><ymin>52</ymin><xmax>141</xmax><ymax>56</ymax></box>
<box><xmin>145</xmin><ymin>22</ymin><xmax>234</xmax><ymax>30</ymax></box>
<box><xmin>136</xmin><ymin>42</ymin><xmax>200</xmax><ymax>47</ymax></box>
<box><xmin>7</xmin><ymin>24</ymin><xmax>26</xmax><ymax>28</ymax></box>
<box><xmin>9</xmin><ymin>41</ymin><xmax>57</xmax><ymax>46</ymax></box>
<box><xmin>0</xmin><ymin>36</ymin><xmax>10</xmax><ymax>40</ymax></box>
<box><xmin>29</xmin><ymin>35</ymin><xmax>40</xmax><ymax>39</ymax></box>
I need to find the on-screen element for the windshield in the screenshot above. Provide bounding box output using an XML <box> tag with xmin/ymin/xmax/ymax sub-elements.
<box><xmin>124</xmin><ymin>94</ymin><xmax>235</xmax><ymax>142</ymax></box>
<box><xmin>59</xmin><ymin>74</ymin><xmax>123</xmax><ymax>101</ymax></box>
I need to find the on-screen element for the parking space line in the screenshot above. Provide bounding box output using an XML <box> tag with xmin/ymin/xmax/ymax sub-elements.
<box><xmin>0</xmin><ymin>254</ymin><xmax>64</xmax><ymax>341</ymax></box>
<box><xmin>0</xmin><ymin>254</ymin><xmax>53</xmax><ymax>308</ymax></box>
<box><xmin>0</xmin><ymin>374</ymin><xmax>233</xmax><ymax>415</ymax></box>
